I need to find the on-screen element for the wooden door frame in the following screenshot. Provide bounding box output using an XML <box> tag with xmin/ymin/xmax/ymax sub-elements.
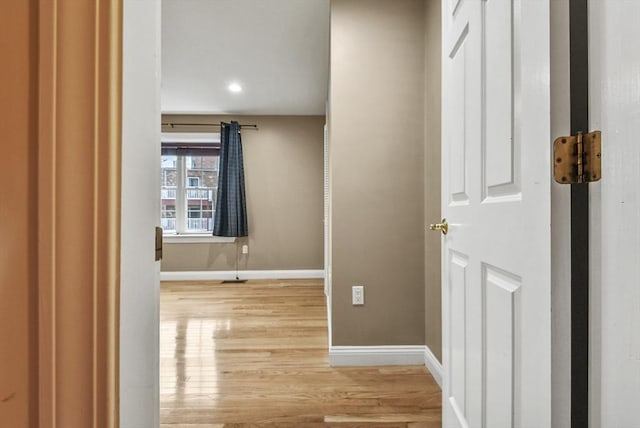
<box><xmin>38</xmin><ymin>1</ymin><xmax>122</xmax><ymax>426</ymax></box>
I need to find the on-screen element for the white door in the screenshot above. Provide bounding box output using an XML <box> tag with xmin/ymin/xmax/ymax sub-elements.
<box><xmin>589</xmin><ymin>1</ymin><xmax>640</xmax><ymax>427</ymax></box>
<box><xmin>440</xmin><ymin>0</ymin><xmax>551</xmax><ymax>427</ymax></box>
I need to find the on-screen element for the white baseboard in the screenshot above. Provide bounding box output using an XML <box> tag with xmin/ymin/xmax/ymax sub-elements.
<box><xmin>423</xmin><ymin>345</ymin><xmax>443</xmax><ymax>388</ymax></box>
<box><xmin>329</xmin><ymin>345</ymin><xmax>426</xmax><ymax>367</ymax></box>
<box><xmin>160</xmin><ymin>269</ymin><xmax>325</xmax><ymax>281</ymax></box>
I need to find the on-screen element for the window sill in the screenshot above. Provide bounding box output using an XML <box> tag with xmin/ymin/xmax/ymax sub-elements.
<box><xmin>163</xmin><ymin>234</ymin><xmax>236</xmax><ymax>244</ymax></box>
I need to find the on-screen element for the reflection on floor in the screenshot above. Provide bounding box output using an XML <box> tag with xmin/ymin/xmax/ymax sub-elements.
<box><xmin>160</xmin><ymin>279</ymin><xmax>441</xmax><ymax>427</ymax></box>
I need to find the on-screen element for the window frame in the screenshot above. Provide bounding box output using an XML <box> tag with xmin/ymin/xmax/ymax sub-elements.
<box><xmin>187</xmin><ymin>176</ymin><xmax>200</xmax><ymax>188</ymax></box>
<box><xmin>160</xmin><ymin>132</ymin><xmax>231</xmax><ymax>242</ymax></box>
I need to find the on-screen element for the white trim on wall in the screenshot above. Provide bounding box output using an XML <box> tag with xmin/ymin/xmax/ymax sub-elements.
<box><xmin>160</xmin><ymin>269</ymin><xmax>325</xmax><ymax>281</ymax></box>
<box><xmin>162</xmin><ymin>233</ymin><xmax>236</xmax><ymax>245</ymax></box>
<box><xmin>162</xmin><ymin>235</ymin><xmax>235</xmax><ymax>244</ymax></box>
<box><xmin>328</xmin><ymin>345</ymin><xmax>443</xmax><ymax>389</ymax></box>
<box><xmin>423</xmin><ymin>345</ymin><xmax>443</xmax><ymax>388</ymax></box>
<box><xmin>329</xmin><ymin>345</ymin><xmax>426</xmax><ymax>367</ymax></box>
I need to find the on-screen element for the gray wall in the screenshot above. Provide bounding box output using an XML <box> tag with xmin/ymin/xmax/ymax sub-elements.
<box><xmin>161</xmin><ymin>115</ymin><xmax>324</xmax><ymax>272</ymax></box>
<box><xmin>330</xmin><ymin>0</ymin><xmax>427</xmax><ymax>346</ymax></box>
<box><xmin>424</xmin><ymin>0</ymin><xmax>442</xmax><ymax>362</ymax></box>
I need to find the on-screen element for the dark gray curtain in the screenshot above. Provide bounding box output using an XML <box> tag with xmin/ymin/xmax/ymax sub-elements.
<box><xmin>213</xmin><ymin>121</ymin><xmax>248</xmax><ymax>237</ymax></box>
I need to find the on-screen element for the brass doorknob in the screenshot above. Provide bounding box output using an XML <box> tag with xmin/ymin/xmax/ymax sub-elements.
<box><xmin>429</xmin><ymin>218</ymin><xmax>448</xmax><ymax>235</ymax></box>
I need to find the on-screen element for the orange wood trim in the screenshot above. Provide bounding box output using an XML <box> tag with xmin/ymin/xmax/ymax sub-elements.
<box><xmin>38</xmin><ymin>0</ymin><xmax>57</xmax><ymax>425</ymax></box>
<box><xmin>38</xmin><ymin>1</ymin><xmax>122</xmax><ymax>427</ymax></box>
<box><xmin>0</xmin><ymin>0</ymin><xmax>40</xmax><ymax>425</ymax></box>
<box><xmin>94</xmin><ymin>0</ymin><xmax>122</xmax><ymax>426</ymax></box>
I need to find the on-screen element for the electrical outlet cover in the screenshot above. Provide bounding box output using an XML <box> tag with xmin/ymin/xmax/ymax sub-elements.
<box><xmin>352</xmin><ymin>285</ymin><xmax>364</xmax><ymax>305</ymax></box>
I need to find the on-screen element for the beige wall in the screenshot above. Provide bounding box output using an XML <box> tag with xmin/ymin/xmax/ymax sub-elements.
<box><xmin>330</xmin><ymin>0</ymin><xmax>426</xmax><ymax>346</ymax></box>
<box><xmin>161</xmin><ymin>115</ymin><xmax>324</xmax><ymax>271</ymax></box>
<box><xmin>0</xmin><ymin>1</ymin><xmax>38</xmax><ymax>425</ymax></box>
<box><xmin>424</xmin><ymin>0</ymin><xmax>442</xmax><ymax>362</ymax></box>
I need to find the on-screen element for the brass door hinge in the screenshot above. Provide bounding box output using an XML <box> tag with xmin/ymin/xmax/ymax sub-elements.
<box><xmin>155</xmin><ymin>226</ymin><xmax>163</xmax><ymax>261</ymax></box>
<box><xmin>553</xmin><ymin>131</ymin><xmax>602</xmax><ymax>184</ymax></box>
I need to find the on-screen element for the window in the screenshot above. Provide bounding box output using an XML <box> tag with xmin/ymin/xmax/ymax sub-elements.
<box><xmin>161</xmin><ymin>134</ymin><xmax>220</xmax><ymax>234</ymax></box>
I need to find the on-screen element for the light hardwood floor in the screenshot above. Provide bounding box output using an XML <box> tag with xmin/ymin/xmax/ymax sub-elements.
<box><xmin>160</xmin><ymin>279</ymin><xmax>441</xmax><ymax>427</ymax></box>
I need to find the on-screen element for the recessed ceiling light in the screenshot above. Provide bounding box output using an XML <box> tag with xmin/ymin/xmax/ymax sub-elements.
<box><xmin>228</xmin><ymin>83</ymin><xmax>243</xmax><ymax>93</ymax></box>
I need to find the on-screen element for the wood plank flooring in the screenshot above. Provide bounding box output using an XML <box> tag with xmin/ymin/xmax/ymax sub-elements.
<box><xmin>160</xmin><ymin>279</ymin><xmax>441</xmax><ymax>427</ymax></box>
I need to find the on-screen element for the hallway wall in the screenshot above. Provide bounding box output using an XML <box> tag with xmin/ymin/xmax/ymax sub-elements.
<box><xmin>329</xmin><ymin>0</ymin><xmax>427</xmax><ymax>346</ymax></box>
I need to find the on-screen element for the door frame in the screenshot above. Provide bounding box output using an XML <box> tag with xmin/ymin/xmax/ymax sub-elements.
<box><xmin>32</xmin><ymin>0</ymin><xmax>600</xmax><ymax>426</ymax></box>
<box><xmin>568</xmin><ymin>0</ymin><xmax>591</xmax><ymax>426</ymax></box>
<box><xmin>38</xmin><ymin>0</ymin><xmax>122</xmax><ymax>426</ymax></box>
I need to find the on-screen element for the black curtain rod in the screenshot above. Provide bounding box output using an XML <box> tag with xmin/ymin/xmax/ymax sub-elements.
<box><xmin>162</xmin><ymin>122</ymin><xmax>258</xmax><ymax>130</ymax></box>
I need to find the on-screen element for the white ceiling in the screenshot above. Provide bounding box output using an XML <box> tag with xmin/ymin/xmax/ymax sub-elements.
<box><xmin>161</xmin><ymin>0</ymin><xmax>330</xmax><ymax>116</ymax></box>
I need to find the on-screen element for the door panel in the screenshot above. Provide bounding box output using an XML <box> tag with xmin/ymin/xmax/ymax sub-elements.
<box><xmin>449</xmin><ymin>28</ymin><xmax>469</xmax><ymax>204</ymax></box>
<box><xmin>448</xmin><ymin>251</ymin><xmax>468</xmax><ymax>425</ymax></box>
<box><xmin>441</xmin><ymin>0</ymin><xmax>551</xmax><ymax>427</ymax></box>
<box><xmin>483</xmin><ymin>265</ymin><xmax>521</xmax><ymax>428</ymax></box>
<box><xmin>484</xmin><ymin>0</ymin><xmax>514</xmax><ymax>193</ymax></box>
